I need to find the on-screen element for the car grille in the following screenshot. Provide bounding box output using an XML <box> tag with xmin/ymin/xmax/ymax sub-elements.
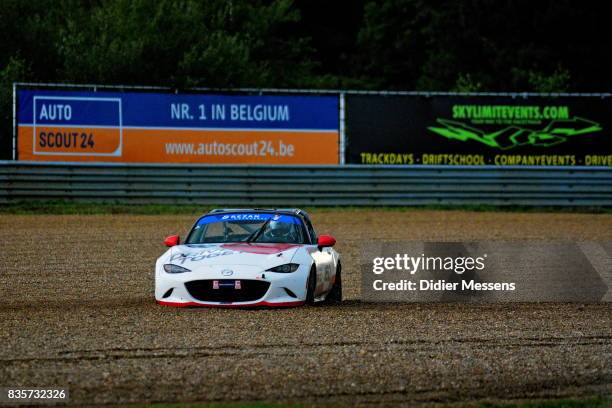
<box><xmin>184</xmin><ymin>280</ymin><xmax>270</xmax><ymax>303</ymax></box>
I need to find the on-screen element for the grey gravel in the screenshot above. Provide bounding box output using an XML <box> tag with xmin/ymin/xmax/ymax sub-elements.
<box><xmin>0</xmin><ymin>211</ymin><xmax>610</xmax><ymax>406</ymax></box>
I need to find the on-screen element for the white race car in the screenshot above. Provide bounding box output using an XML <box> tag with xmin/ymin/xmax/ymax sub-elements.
<box><xmin>155</xmin><ymin>208</ymin><xmax>341</xmax><ymax>307</ymax></box>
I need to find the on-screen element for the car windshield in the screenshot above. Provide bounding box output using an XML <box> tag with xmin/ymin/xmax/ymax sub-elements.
<box><xmin>186</xmin><ymin>213</ymin><xmax>306</xmax><ymax>244</ymax></box>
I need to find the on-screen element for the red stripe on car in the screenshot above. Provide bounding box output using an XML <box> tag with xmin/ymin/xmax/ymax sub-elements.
<box><xmin>156</xmin><ymin>300</ymin><xmax>305</xmax><ymax>308</ymax></box>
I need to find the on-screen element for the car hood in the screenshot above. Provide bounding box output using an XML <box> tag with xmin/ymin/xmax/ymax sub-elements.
<box><xmin>164</xmin><ymin>242</ymin><xmax>303</xmax><ymax>269</ymax></box>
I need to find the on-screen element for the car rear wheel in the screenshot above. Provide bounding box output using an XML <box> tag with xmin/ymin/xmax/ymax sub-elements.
<box><xmin>325</xmin><ymin>261</ymin><xmax>342</xmax><ymax>304</ymax></box>
<box><xmin>306</xmin><ymin>265</ymin><xmax>317</xmax><ymax>305</ymax></box>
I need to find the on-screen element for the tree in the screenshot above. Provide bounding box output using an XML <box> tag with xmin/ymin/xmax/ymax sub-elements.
<box><xmin>55</xmin><ymin>0</ymin><xmax>314</xmax><ymax>88</ymax></box>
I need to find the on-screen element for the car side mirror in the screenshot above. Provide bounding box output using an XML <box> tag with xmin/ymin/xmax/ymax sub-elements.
<box><xmin>317</xmin><ymin>235</ymin><xmax>336</xmax><ymax>250</ymax></box>
<box><xmin>164</xmin><ymin>235</ymin><xmax>180</xmax><ymax>247</ymax></box>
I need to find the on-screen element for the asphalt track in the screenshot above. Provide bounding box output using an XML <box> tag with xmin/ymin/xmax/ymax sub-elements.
<box><xmin>0</xmin><ymin>210</ymin><xmax>611</xmax><ymax>406</ymax></box>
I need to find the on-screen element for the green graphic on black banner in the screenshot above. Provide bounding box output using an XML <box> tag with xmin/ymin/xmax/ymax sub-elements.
<box><xmin>345</xmin><ymin>95</ymin><xmax>612</xmax><ymax>166</ymax></box>
<box><xmin>428</xmin><ymin>117</ymin><xmax>602</xmax><ymax>150</ymax></box>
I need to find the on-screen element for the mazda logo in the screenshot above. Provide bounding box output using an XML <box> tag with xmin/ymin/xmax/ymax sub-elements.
<box><xmin>221</xmin><ymin>269</ymin><xmax>234</xmax><ymax>276</ymax></box>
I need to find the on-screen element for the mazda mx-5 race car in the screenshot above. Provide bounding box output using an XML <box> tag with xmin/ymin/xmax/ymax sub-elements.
<box><xmin>155</xmin><ymin>208</ymin><xmax>341</xmax><ymax>307</ymax></box>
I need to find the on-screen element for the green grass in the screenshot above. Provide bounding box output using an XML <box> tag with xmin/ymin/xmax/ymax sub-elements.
<box><xmin>448</xmin><ymin>396</ymin><xmax>612</xmax><ymax>408</ymax></box>
<box><xmin>0</xmin><ymin>200</ymin><xmax>610</xmax><ymax>215</ymax></box>
<box><xmin>133</xmin><ymin>396</ymin><xmax>611</xmax><ymax>408</ymax></box>
<box><xmin>0</xmin><ymin>201</ymin><xmax>211</xmax><ymax>215</ymax></box>
<box><xmin>143</xmin><ymin>404</ymin><xmax>298</xmax><ymax>408</ymax></box>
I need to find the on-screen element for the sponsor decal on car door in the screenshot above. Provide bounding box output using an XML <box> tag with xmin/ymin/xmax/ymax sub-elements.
<box><xmin>311</xmin><ymin>247</ymin><xmax>334</xmax><ymax>295</ymax></box>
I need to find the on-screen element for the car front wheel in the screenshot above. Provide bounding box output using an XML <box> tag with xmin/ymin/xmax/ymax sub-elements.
<box><xmin>306</xmin><ymin>265</ymin><xmax>317</xmax><ymax>305</ymax></box>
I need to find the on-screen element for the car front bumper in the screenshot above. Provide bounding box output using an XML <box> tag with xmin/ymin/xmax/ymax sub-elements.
<box><xmin>155</xmin><ymin>263</ymin><xmax>308</xmax><ymax>308</ymax></box>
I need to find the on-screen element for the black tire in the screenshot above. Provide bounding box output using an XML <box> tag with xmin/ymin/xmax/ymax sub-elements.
<box><xmin>325</xmin><ymin>262</ymin><xmax>342</xmax><ymax>304</ymax></box>
<box><xmin>306</xmin><ymin>265</ymin><xmax>317</xmax><ymax>305</ymax></box>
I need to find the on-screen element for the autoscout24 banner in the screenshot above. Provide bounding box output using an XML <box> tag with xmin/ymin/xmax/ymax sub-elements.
<box><xmin>16</xmin><ymin>89</ymin><xmax>339</xmax><ymax>164</ymax></box>
<box><xmin>347</xmin><ymin>95</ymin><xmax>612</xmax><ymax>166</ymax></box>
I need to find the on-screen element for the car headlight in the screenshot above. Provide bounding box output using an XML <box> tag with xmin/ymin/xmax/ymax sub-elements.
<box><xmin>163</xmin><ymin>264</ymin><xmax>192</xmax><ymax>274</ymax></box>
<box><xmin>266</xmin><ymin>263</ymin><xmax>299</xmax><ymax>273</ymax></box>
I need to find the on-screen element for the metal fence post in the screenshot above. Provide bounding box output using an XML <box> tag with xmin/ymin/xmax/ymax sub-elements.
<box><xmin>339</xmin><ymin>92</ymin><xmax>346</xmax><ymax>165</ymax></box>
<box><xmin>12</xmin><ymin>83</ymin><xmax>17</xmax><ymax>160</ymax></box>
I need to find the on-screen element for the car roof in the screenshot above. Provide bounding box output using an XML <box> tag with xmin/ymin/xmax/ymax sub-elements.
<box><xmin>207</xmin><ymin>208</ymin><xmax>311</xmax><ymax>219</ymax></box>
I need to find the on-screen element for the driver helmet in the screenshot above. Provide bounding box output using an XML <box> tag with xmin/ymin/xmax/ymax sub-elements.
<box><xmin>267</xmin><ymin>219</ymin><xmax>291</xmax><ymax>238</ymax></box>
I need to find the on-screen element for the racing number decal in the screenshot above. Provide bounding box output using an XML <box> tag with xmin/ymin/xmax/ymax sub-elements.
<box><xmin>324</xmin><ymin>265</ymin><xmax>332</xmax><ymax>283</ymax></box>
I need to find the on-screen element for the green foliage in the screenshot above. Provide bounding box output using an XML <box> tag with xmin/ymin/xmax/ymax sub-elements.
<box><xmin>0</xmin><ymin>57</ymin><xmax>30</xmax><ymax>158</ymax></box>
<box><xmin>453</xmin><ymin>73</ymin><xmax>483</xmax><ymax>92</ymax></box>
<box><xmin>0</xmin><ymin>57</ymin><xmax>29</xmax><ymax>105</ymax></box>
<box><xmin>53</xmin><ymin>0</ymin><xmax>313</xmax><ymax>88</ymax></box>
<box><xmin>354</xmin><ymin>0</ymin><xmax>610</xmax><ymax>92</ymax></box>
<box><xmin>528</xmin><ymin>66</ymin><xmax>571</xmax><ymax>93</ymax></box>
<box><xmin>2</xmin><ymin>0</ymin><xmax>610</xmax><ymax>92</ymax></box>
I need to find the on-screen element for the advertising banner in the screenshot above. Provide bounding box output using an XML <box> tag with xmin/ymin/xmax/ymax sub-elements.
<box><xmin>347</xmin><ymin>95</ymin><xmax>612</xmax><ymax>166</ymax></box>
<box><xmin>17</xmin><ymin>90</ymin><xmax>339</xmax><ymax>164</ymax></box>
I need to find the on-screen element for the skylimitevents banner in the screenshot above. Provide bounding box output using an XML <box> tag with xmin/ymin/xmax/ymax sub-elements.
<box><xmin>347</xmin><ymin>95</ymin><xmax>612</xmax><ymax>166</ymax></box>
<box><xmin>17</xmin><ymin>90</ymin><xmax>339</xmax><ymax>164</ymax></box>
